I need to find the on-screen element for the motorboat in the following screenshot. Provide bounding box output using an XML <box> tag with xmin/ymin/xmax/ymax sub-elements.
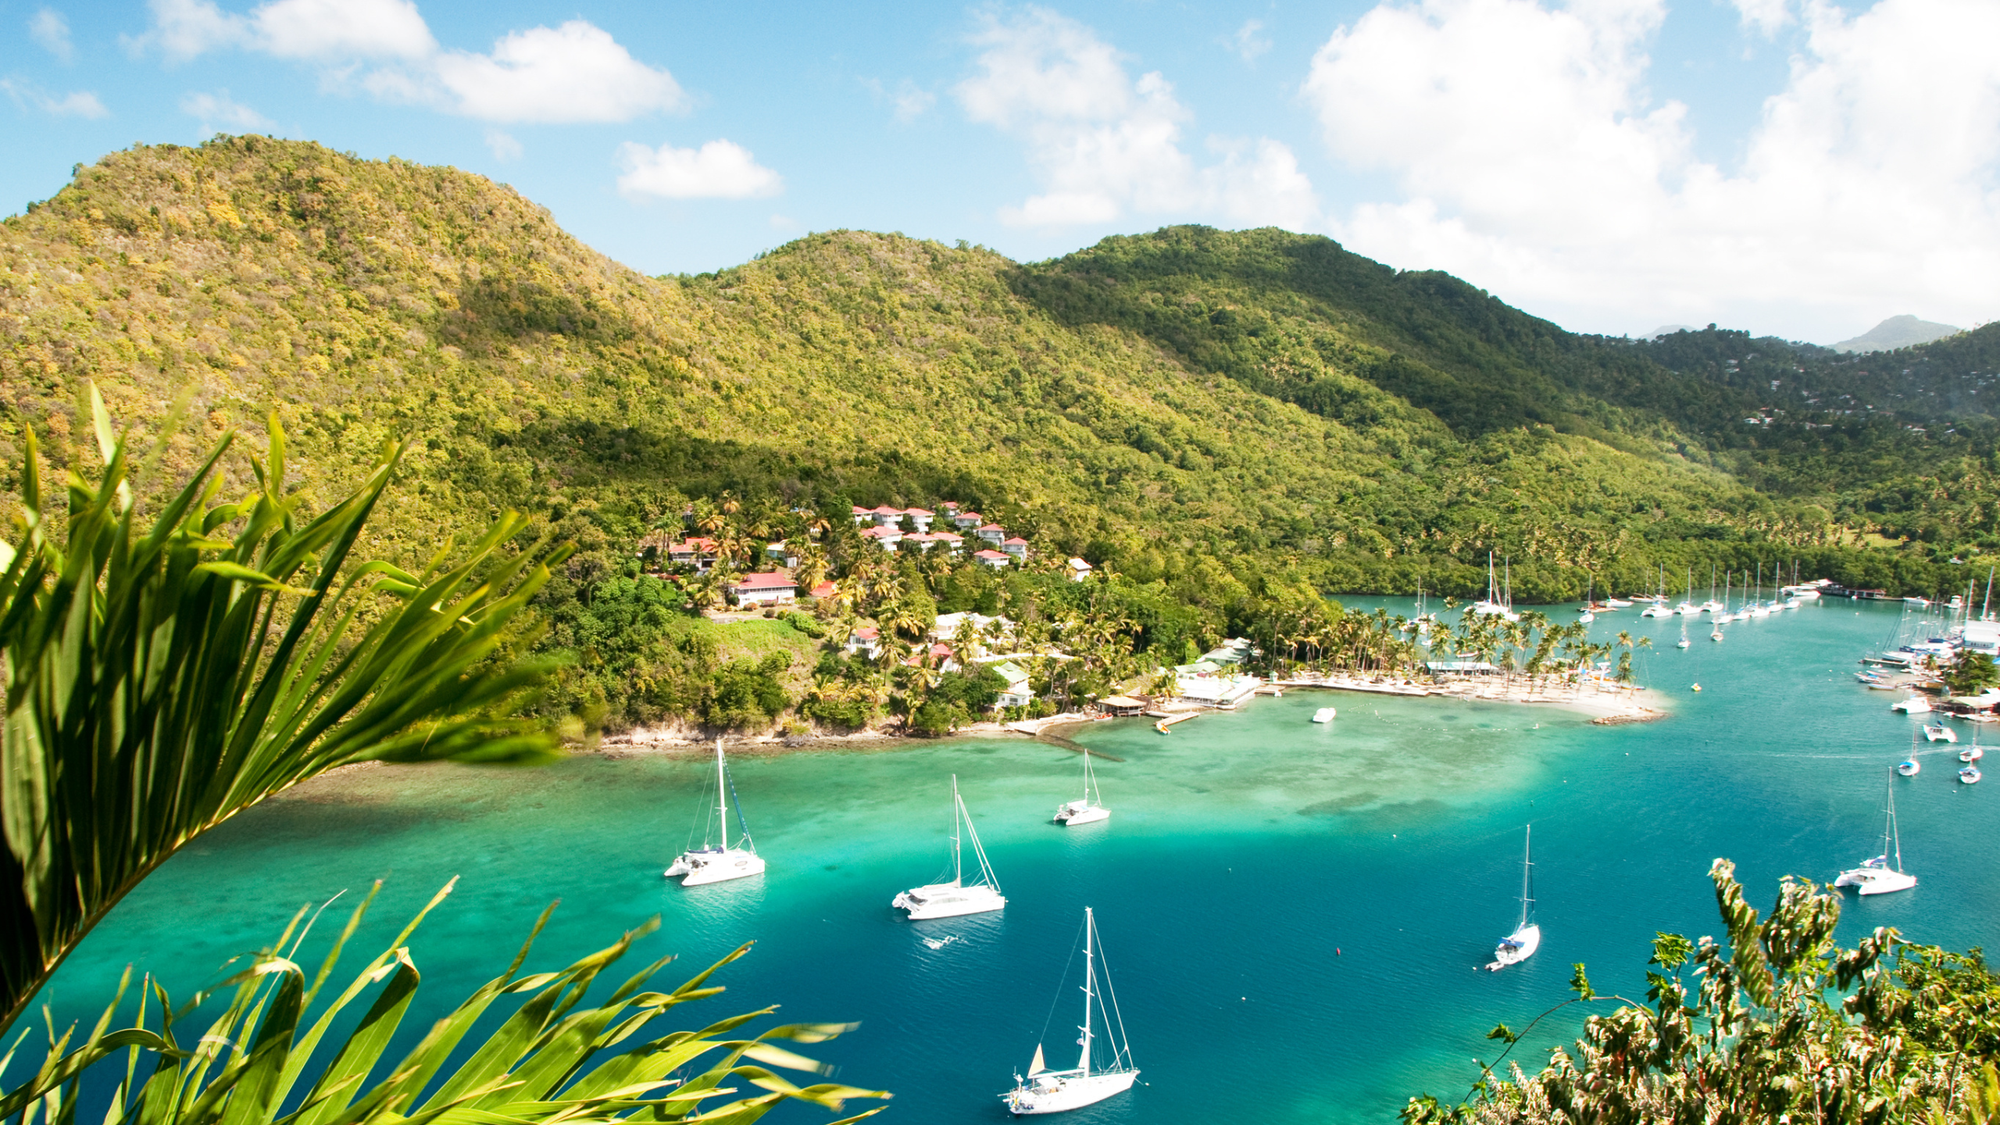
<box><xmin>1311</xmin><ymin>706</ymin><xmax>1338</xmax><ymax>723</ymax></box>
<box><xmin>1000</xmin><ymin>907</ymin><xmax>1139</xmax><ymax>1115</ymax></box>
<box><xmin>1603</xmin><ymin>597</ymin><xmax>1634</xmax><ymax>608</ymax></box>
<box><xmin>1578</xmin><ymin>610</ymin><xmax>1595</xmax><ymax>623</ymax></box>
<box><xmin>664</xmin><ymin>739</ymin><xmax>766</xmax><ymax>886</ymax></box>
<box><xmin>1898</xmin><ymin>759</ymin><xmax>1921</xmax><ymax>777</ymax></box>
<box><xmin>1906</xmin><ymin>597</ymin><xmax>1932</xmax><ymax>607</ymax></box>
<box><xmin>1641</xmin><ymin>602</ymin><xmax>1673</xmax><ymax>618</ymax></box>
<box><xmin>1925</xmin><ymin>724</ymin><xmax>1958</xmax><ymax>743</ymax></box>
<box><xmin>1054</xmin><ymin>748</ymin><xmax>1111</xmax><ymax>826</ymax></box>
<box><xmin>894</xmin><ymin>775</ymin><xmax>1006</xmax><ymax>919</ymax></box>
<box><xmin>1487</xmin><ymin>825</ymin><xmax>1541</xmax><ymax>971</ymax></box>
<box><xmin>1834</xmin><ymin>783</ymin><xmax>1917</xmax><ymax>896</ymax></box>
<box><xmin>1961</xmin><ymin>766</ymin><xmax>1983</xmax><ymax>784</ymax></box>
<box><xmin>1892</xmin><ymin>695</ymin><xmax>1933</xmax><ymax>714</ymax></box>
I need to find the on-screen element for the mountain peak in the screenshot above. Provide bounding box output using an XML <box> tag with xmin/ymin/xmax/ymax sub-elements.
<box><xmin>1832</xmin><ymin>314</ymin><xmax>1961</xmax><ymax>353</ymax></box>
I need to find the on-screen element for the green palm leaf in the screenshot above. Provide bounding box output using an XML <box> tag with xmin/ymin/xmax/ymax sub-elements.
<box><xmin>1</xmin><ymin>392</ymin><xmax>571</xmax><ymax>1032</ymax></box>
<box><xmin>0</xmin><ymin>884</ymin><xmax>885</xmax><ymax>1125</ymax></box>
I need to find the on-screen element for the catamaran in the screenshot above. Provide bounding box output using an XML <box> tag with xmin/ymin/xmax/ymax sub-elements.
<box><xmin>1487</xmin><ymin>825</ymin><xmax>1541</xmax><ymax>971</ymax></box>
<box><xmin>664</xmin><ymin>739</ymin><xmax>765</xmax><ymax>886</ymax></box>
<box><xmin>1054</xmin><ymin>749</ymin><xmax>1110</xmax><ymax>826</ymax></box>
<box><xmin>1001</xmin><ymin>907</ymin><xmax>1139</xmax><ymax>1115</ymax></box>
<box><xmin>894</xmin><ymin>775</ymin><xmax>1006</xmax><ymax>919</ymax></box>
<box><xmin>1834</xmin><ymin>783</ymin><xmax>1917</xmax><ymax>896</ymax></box>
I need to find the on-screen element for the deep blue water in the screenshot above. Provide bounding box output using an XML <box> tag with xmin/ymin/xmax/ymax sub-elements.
<box><xmin>28</xmin><ymin>599</ymin><xmax>2000</xmax><ymax>1122</ymax></box>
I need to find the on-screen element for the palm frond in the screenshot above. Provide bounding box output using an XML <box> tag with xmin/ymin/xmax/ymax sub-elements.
<box><xmin>1</xmin><ymin>396</ymin><xmax>571</xmax><ymax>1031</ymax></box>
<box><xmin>0</xmin><ymin>885</ymin><xmax>886</xmax><ymax>1125</ymax></box>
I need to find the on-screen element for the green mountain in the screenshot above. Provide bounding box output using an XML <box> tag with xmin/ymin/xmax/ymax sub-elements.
<box><xmin>2</xmin><ymin>137</ymin><xmax>1996</xmax><ymax>724</ymax></box>
<box><xmin>1833</xmin><ymin>314</ymin><xmax>1963</xmax><ymax>353</ymax></box>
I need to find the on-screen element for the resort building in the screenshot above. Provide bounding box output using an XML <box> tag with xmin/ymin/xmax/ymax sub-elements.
<box><xmin>667</xmin><ymin>537</ymin><xmax>719</xmax><ymax>572</ymax></box>
<box><xmin>860</xmin><ymin>525</ymin><xmax>904</xmax><ymax>550</ymax></box>
<box><xmin>1001</xmin><ymin>536</ymin><xmax>1030</xmax><ymax>559</ymax></box>
<box><xmin>844</xmin><ymin>626</ymin><xmax>881</xmax><ymax>658</ymax></box>
<box><xmin>729</xmin><ymin>572</ymin><xmax>798</xmax><ymax>606</ymax></box>
<box><xmin>973</xmin><ymin>548</ymin><xmax>1012</xmax><ymax>570</ymax></box>
<box><xmin>975</xmin><ymin>523</ymin><xmax>1007</xmax><ymax>544</ymax></box>
<box><xmin>1067</xmin><ymin>557</ymin><xmax>1094</xmax><ymax>582</ymax></box>
<box><xmin>952</xmin><ymin>511</ymin><xmax>984</xmax><ymax>530</ymax></box>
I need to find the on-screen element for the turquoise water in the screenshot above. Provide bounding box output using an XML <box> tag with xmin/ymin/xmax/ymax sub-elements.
<box><xmin>32</xmin><ymin>600</ymin><xmax>2000</xmax><ymax>1122</ymax></box>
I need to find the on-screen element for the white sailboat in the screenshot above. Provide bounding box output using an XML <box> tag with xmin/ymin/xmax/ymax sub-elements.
<box><xmin>1487</xmin><ymin>825</ymin><xmax>1541</xmax><ymax>970</ymax></box>
<box><xmin>1676</xmin><ymin>615</ymin><xmax>1691</xmax><ymax>649</ymax></box>
<box><xmin>1834</xmin><ymin>783</ymin><xmax>1917</xmax><ymax>896</ymax></box>
<box><xmin>1001</xmin><ymin>907</ymin><xmax>1139</xmax><ymax>1116</ymax></box>
<box><xmin>1473</xmin><ymin>552</ymin><xmax>1519</xmax><ymax>621</ymax></box>
<box><xmin>894</xmin><ymin>775</ymin><xmax>1006</xmax><ymax>919</ymax></box>
<box><xmin>664</xmin><ymin>739</ymin><xmax>766</xmax><ymax>886</ymax></box>
<box><xmin>1054</xmin><ymin>749</ymin><xmax>1110</xmax><ymax>826</ymax></box>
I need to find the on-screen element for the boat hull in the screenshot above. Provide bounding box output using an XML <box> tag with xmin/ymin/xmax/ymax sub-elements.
<box><xmin>1961</xmin><ymin>767</ymin><xmax>1982</xmax><ymax>784</ymax></box>
<box><xmin>1835</xmin><ymin>868</ymin><xmax>1917</xmax><ymax>895</ymax></box>
<box><xmin>1003</xmin><ymin>1069</ymin><xmax>1137</xmax><ymax>1115</ymax></box>
<box><xmin>666</xmin><ymin>848</ymin><xmax>765</xmax><ymax>886</ymax></box>
<box><xmin>893</xmin><ymin>882</ymin><xmax>1005</xmax><ymax>919</ymax></box>
<box><xmin>1311</xmin><ymin>707</ymin><xmax>1338</xmax><ymax>723</ymax></box>
<box><xmin>1054</xmin><ymin>802</ymin><xmax>1110</xmax><ymax>826</ymax></box>
<box><xmin>1487</xmin><ymin>923</ymin><xmax>1541</xmax><ymax>970</ymax></box>
<box><xmin>1898</xmin><ymin>760</ymin><xmax>1921</xmax><ymax>776</ymax></box>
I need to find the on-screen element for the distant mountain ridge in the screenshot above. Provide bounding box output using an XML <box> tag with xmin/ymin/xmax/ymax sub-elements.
<box><xmin>1834</xmin><ymin>314</ymin><xmax>1962</xmax><ymax>353</ymax></box>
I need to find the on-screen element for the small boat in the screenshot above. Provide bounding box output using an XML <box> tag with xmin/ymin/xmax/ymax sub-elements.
<box><xmin>664</xmin><ymin>739</ymin><xmax>766</xmax><ymax>886</ymax></box>
<box><xmin>1960</xmin><ymin>766</ymin><xmax>1983</xmax><ymax>784</ymax></box>
<box><xmin>1054</xmin><ymin>748</ymin><xmax>1110</xmax><ymax>826</ymax></box>
<box><xmin>1311</xmin><ymin>706</ymin><xmax>1338</xmax><ymax>724</ymax></box>
<box><xmin>1893</xmin><ymin>695</ymin><xmax>1933</xmax><ymax>714</ymax></box>
<box><xmin>1961</xmin><ymin>746</ymin><xmax>1983</xmax><ymax>763</ymax></box>
<box><xmin>1898</xmin><ymin>759</ymin><xmax>1921</xmax><ymax>777</ymax></box>
<box><xmin>1641</xmin><ymin>603</ymin><xmax>1673</xmax><ymax>618</ymax></box>
<box><xmin>1578</xmin><ymin>610</ymin><xmax>1595</xmax><ymax>623</ymax></box>
<box><xmin>893</xmin><ymin>776</ymin><xmax>1006</xmax><ymax>919</ymax></box>
<box><xmin>1834</xmin><ymin>783</ymin><xmax>1917</xmax><ymax>895</ymax></box>
<box><xmin>1905</xmin><ymin>596</ymin><xmax>1931</xmax><ymax>607</ymax></box>
<box><xmin>1604</xmin><ymin>597</ymin><xmax>1633</xmax><ymax>608</ymax></box>
<box><xmin>1487</xmin><ymin>826</ymin><xmax>1541</xmax><ymax>971</ymax></box>
<box><xmin>1001</xmin><ymin>907</ymin><xmax>1139</xmax><ymax>1115</ymax></box>
<box><xmin>1925</xmin><ymin>724</ymin><xmax>1958</xmax><ymax>743</ymax></box>
<box><xmin>1676</xmin><ymin>617</ymin><xmax>1691</xmax><ymax>649</ymax></box>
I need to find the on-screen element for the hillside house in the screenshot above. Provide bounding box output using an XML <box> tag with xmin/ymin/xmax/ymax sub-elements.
<box><xmin>952</xmin><ymin>511</ymin><xmax>984</xmax><ymax>531</ymax></box>
<box><xmin>903</xmin><ymin>507</ymin><xmax>935</xmax><ymax>531</ymax></box>
<box><xmin>988</xmin><ymin>661</ymin><xmax>1034</xmax><ymax>709</ymax></box>
<box><xmin>973</xmin><ymin>548</ymin><xmax>1012</xmax><ymax>570</ymax></box>
<box><xmin>765</xmin><ymin>541</ymin><xmax>800</xmax><ymax>567</ymax></box>
<box><xmin>1001</xmin><ymin>536</ymin><xmax>1029</xmax><ymax>559</ymax></box>
<box><xmin>975</xmin><ymin>523</ymin><xmax>1006</xmax><ymax>544</ymax></box>
<box><xmin>1067</xmin><ymin>557</ymin><xmax>1093</xmax><ymax>582</ymax></box>
<box><xmin>729</xmin><ymin>572</ymin><xmax>798</xmax><ymax>606</ymax></box>
<box><xmin>860</xmin><ymin>525</ymin><xmax>904</xmax><ymax>550</ymax></box>
<box><xmin>667</xmin><ymin>537</ymin><xmax>719</xmax><ymax>572</ymax></box>
<box><xmin>809</xmin><ymin>580</ymin><xmax>837</xmax><ymax>600</ymax></box>
<box><xmin>844</xmin><ymin>626</ymin><xmax>881</xmax><ymax>658</ymax></box>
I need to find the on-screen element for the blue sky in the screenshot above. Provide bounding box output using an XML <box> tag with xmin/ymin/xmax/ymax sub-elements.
<box><xmin>3</xmin><ymin>0</ymin><xmax>1995</xmax><ymax>343</ymax></box>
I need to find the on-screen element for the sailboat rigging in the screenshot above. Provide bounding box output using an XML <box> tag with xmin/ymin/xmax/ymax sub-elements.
<box><xmin>1054</xmin><ymin>748</ymin><xmax>1110</xmax><ymax>826</ymax></box>
<box><xmin>893</xmin><ymin>775</ymin><xmax>1007</xmax><ymax>919</ymax></box>
<box><xmin>1002</xmin><ymin>907</ymin><xmax>1140</xmax><ymax>1115</ymax></box>
<box><xmin>1834</xmin><ymin>780</ymin><xmax>1917</xmax><ymax>896</ymax></box>
<box><xmin>664</xmin><ymin>739</ymin><xmax>766</xmax><ymax>886</ymax></box>
<box><xmin>1487</xmin><ymin>825</ymin><xmax>1541</xmax><ymax>970</ymax></box>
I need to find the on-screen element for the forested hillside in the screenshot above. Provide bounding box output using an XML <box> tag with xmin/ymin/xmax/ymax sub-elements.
<box><xmin>2</xmin><ymin>137</ymin><xmax>1996</xmax><ymax>729</ymax></box>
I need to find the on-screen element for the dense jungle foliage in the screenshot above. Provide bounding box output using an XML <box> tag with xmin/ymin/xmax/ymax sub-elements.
<box><xmin>3</xmin><ymin>136</ymin><xmax>1998</xmax><ymax>732</ymax></box>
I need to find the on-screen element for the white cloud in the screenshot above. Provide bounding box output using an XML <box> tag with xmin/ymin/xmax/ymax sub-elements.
<box><xmin>181</xmin><ymin>89</ymin><xmax>271</xmax><ymax>133</ymax></box>
<box><xmin>1301</xmin><ymin>0</ymin><xmax>2000</xmax><ymax>341</ymax></box>
<box><xmin>30</xmin><ymin>9</ymin><xmax>74</xmax><ymax>62</ymax></box>
<box><xmin>134</xmin><ymin>2</ymin><xmax>678</xmax><ymax>124</ymax></box>
<box><xmin>616</xmin><ymin>139</ymin><xmax>783</xmax><ymax>200</ymax></box>
<box><xmin>957</xmin><ymin>6</ymin><xmax>1317</xmax><ymax>229</ymax></box>
<box><xmin>1</xmin><ymin>78</ymin><xmax>108</xmax><ymax>117</ymax></box>
<box><xmin>893</xmin><ymin>83</ymin><xmax>936</xmax><ymax>123</ymax></box>
<box><xmin>1731</xmin><ymin>0</ymin><xmax>1794</xmax><ymax>36</ymax></box>
<box><xmin>1231</xmin><ymin>18</ymin><xmax>1272</xmax><ymax>63</ymax></box>
<box><xmin>423</xmin><ymin>21</ymin><xmax>683</xmax><ymax>122</ymax></box>
<box><xmin>253</xmin><ymin>0</ymin><xmax>433</xmax><ymax>60</ymax></box>
<box><xmin>484</xmin><ymin>128</ymin><xmax>522</xmax><ymax>160</ymax></box>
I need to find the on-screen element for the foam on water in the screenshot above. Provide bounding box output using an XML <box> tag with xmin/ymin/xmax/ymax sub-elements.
<box><xmin>31</xmin><ymin>600</ymin><xmax>2000</xmax><ymax>1122</ymax></box>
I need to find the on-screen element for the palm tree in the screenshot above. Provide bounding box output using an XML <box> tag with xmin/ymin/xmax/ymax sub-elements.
<box><xmin>0</xmin><ymin>405</ymin><xmax>884</xmax><ymax>1124</ymax></box>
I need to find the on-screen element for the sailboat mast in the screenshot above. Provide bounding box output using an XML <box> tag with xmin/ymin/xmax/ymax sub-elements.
<box><xmin>715</xmin><ymin>739</ymin><xmax>731</xmax><ymax>851</ymax></box>
<box><xmin>1889</xmin><ymin>786</ymin><xmax>1904</xmax><ymax>874</ymax></box>
<box><xmin>1079</xmin><ymin>907</ymin><xmax>1096</xmax><ymax>1076</ymax></box>
<box><xmin>1521</xmin><ymin>825</ymin><xmax>1535</xmax><ymax>928</ymax></box>
<box><xmin>951</xmin><ymin>775</ymin><xmax>964</xmax><ymax>884</ymax></box>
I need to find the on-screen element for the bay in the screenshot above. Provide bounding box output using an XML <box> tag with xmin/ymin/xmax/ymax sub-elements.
<box><xmin>31</xmin><ymin>599</ymin><xmax>2000</xmax><ymax>1122</ymax></box>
